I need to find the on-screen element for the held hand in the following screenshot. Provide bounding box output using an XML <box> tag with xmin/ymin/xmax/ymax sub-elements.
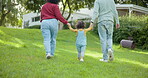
<box><xmin>116</xmin><ymin>24</ymin><xmax>120</xmax><ymax>29</ymax></box>
<box><xmin>67</xmin><ymin>23</ymin><xmax>71</xmax><ymax>27</ymax></box>
<box><xmin>89</xmin><ymin>23</ymin><xmax>93</xmax><ymax>27</ymax></box>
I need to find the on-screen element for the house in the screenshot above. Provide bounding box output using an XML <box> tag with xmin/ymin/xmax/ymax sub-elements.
<box><xmin>22</xmin><ymin>13</ymin><xmax>40</xmax><ymax>28</ymax></box>
<box><xmin>116</xmin><ymin>4</ymin><xmax>148</xmax><ymax>16</ymax></box>
<box><xmin>22</xmin><ymin>4</ymin><xmax>148</xmax><ymax>29</ymax></box>
<box><xmin>22</xmin><ymin>12</ymin><xmax>91</xmax><ymax>29</ymax></box>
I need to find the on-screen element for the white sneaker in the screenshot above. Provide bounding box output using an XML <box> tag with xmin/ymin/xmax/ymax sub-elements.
<box><xmin>46</xmin><ymin>53</ymin><xmax>51</xmax><ymax>59</ymax></box>
<box><xmin>108</xmin><ymin>49</ymin><xmax>114</xmax><ymax>61</ymax></box>
<box><xmin>80</xmin><ymin>58</ymin><xmax>84</xmax><ymax>62</ymax></box>
<box><xmin>99</xmin><ymin>59</ymin><xmax>108</xmax><ymax>62</ymax></box>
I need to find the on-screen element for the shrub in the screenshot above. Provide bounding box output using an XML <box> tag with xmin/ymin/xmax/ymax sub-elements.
<box><xmin>92</xmin><ymin>15</ymin><xmax>148</xmax><ymax>50</ymax></box>
<box><xmin>113</xmin><ymin>15</ymin><xmax>148</xmax><ymax>50</ymax></box>
<box><xmin>25</xmin><ymin>25</ymin><xmax>40</xmax><ymax>29</ymax></box>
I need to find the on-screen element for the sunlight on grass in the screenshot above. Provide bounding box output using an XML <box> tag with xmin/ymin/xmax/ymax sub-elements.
<box><xmin>85</xmin><ymin>50</ymin><xmax>102</xmax><ymax>59</ymax></box>
<box><xmin>0</xmin><ymin>39</ymin><xmax>25</xmax><ymax>48</ymax></box>
<box><xmin>0</xmin><ymin>29</ymin><xmax>26</xmax><ymax>48</ymax></box>
<box><xmin>1</xmin><ymin>27</ymin><xmax>148</xmax><ymax>78</ymax></box>
<box><xmin>13</xmin><ymin>37</ymin><xmax>24</xmax><ymax>44</ymax></box>
<box><xmin>117</xmin><ymin>58</ymin><xmax>148</xmax><ymax>68</ymax></box>
<box><xmin>32</xmin><ymin>43</ymin><xmax>44</xmax><ymax>48</ymax></box>
<box><xmin>0</xmin><ymin>29</ymin><xmax>5</xmax><ymax>35</ymax></box>
<box><xmin>131</xmin><ymin>50</ymin><xmax>148</xmax><ymax>55</ymax></box>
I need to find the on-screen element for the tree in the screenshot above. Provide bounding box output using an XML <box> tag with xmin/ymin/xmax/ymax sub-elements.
<box><xmin>25</xmin><ymin>0</ymin><xmax>95</xmax><ymax>20</ymax></box>
<box><xmin>0</xmin><ymin>0</ymin><xmax>27</xmax><ymax>26</ymax></box>
<box><xmin>61</xmin><ymin>0</ymin><xmax>95</xmax><ymax>20</ymax></box>
<box><xmin>115</xmin><ymin>0</ymin><xmax>148</xmax><ymax>7</ymax></box>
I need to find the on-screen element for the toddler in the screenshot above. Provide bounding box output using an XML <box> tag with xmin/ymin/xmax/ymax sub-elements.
<box><xmin>68</xmin><ymin>21</ymin><xmax>93</xmax><ymax>62</ymax></box>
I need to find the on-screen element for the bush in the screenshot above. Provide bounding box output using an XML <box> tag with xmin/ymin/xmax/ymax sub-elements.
<box><xmin>92</xmin><ymin>15</ymin><xmax>148</xmax><ymax>50</ymax></box>
<box><xmin>25</xmin><ymin>25</ymin><xmax>40</xmax><ymax>29</ymax></box>
<box><xmin>113</xmin><ymin>15</ymin><xmax>148</xmax><ymax>50</ymax></box>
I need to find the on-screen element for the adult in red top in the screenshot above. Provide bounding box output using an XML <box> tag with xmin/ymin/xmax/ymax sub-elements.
<box><xmin>41</xmin><ymin>0</ymin><xmax>69</xmax><ymax>24</ymax></box>
<box><xmin>40</xmin><ymin>0</ymin><xmax>71</xmax><ymax>59</ymax></box>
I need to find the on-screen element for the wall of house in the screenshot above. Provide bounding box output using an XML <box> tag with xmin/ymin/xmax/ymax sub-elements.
<box><xmin>22</xmin><ymin>13</ymin><xmax>41</xmax><ymax>28</ymax></box>
<box><xmin>22</xmin><ymin>12</ymin><xmax>91</xmax><ymax>29</ymax></box>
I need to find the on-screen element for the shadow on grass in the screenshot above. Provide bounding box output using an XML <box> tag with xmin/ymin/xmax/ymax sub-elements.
<box><xmin>56</xmin><ymin>47</ymin><xmax>148</xmax><ymax>68</ymax></box>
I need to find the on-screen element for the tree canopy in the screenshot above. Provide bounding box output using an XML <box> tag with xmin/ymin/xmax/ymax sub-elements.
<box><xmin>0</xmin><ymin>0</ymin><xmax>28</xmax><ymax>26</ymax></box>
<box><xmin>115</xmin><ymin>0</ymin><xmax>148</xmax><ymax>7</ymax></box>
<box><xmin>25</xmin><ymin>0</ymin><xmax>95</xmax><ymax>20</ymax></box>
<box><xmin>0</xmin><ymin>0</ymin><xmax>147</xmax><ymax>27</ymax></box>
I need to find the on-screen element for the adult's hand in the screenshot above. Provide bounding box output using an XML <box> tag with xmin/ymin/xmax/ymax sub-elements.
<box><xmin>116</xmin><ymin>24</ymin><xmax>120</xmax><ymax>29</ymax></box>
<box><xmin>89</xmin><ymin>22</ymin><xmax>93</xmax><ymax>27</ymax></box>
<box><xmin>67</xmin><ymin>23</ymin><xmax>71</xmax><ymax>27</ymax></box>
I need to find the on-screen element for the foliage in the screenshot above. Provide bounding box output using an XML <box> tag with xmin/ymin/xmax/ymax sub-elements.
<box><xmin>0</xmin><ymin>0</ymin><xmax>29</xmax><ymax>27</ymax></box>
<box><xmin>92</xmin><ymin>15</ymin><xmax>148</xmax><ymax>50</ymax></box>
<box><xmin>114</xmin><ymin>0</ymin><xmax>148</xmax><ymax>8</ymax></box>
<box><xmin>113</xmin><ymin>15</ymin><xmax>148</xmax><ymax>50</ymax></box>
<box><xmin>25</xmin><ymin>25</ymin><xmax>41</xmax><ymax>29</ymax></box>
<box><xmin>0</xmin><ymin>27</ymin><xmax>148</xmax><ymax>78</ymax></box>
<box><xmin>25</xmin><ymin>0</ymin><xmax>95</xmax><ymax>20</ymax></box>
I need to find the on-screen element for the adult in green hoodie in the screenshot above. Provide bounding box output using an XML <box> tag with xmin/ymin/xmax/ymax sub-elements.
<box><xmin>90</xmin><ymin>0</ymin><xmax>120</xmax><ymax>62</ymax></box>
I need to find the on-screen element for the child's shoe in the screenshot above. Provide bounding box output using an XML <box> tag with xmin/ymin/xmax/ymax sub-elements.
<box><xmin>99</xmin><ymin>59</ymin><xmax>108</xmax><ymax>62</ymax></box>
<box><xmin>108</xmin><ymin>49</ymin><xmax>114</xmax><ymax>61</ymax></box>
<box><xmin>46</xmin><ymin>53</ymin><xmax>51</xmax><ymax>59</ymax></box>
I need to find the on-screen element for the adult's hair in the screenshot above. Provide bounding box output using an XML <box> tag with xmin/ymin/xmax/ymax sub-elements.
<box><xmin>47</xmin><ymin>0</ymin><xmax>60</xmax><ymax>4</ymax></box>
<box><xmin>76</xmin><ymin>21</ymin><xmax>85</xmax><ymax>29</ymax></box>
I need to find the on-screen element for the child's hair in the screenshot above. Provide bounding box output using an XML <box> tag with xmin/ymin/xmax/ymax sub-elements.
<box><xmin>47</xmin><ymin>0</ymin><xmax>60</xmax><ymax>4</ymax></box>
<box><xmin>76</xmin><ymin>21</ymin><xmax>85</xmax><ymax>29</ymax></box>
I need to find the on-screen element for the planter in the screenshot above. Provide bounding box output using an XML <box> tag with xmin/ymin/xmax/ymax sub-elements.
<box><xmin>120</xmin><ymin>39</ymin><xmax>135</xmax><ymax>49</ymax></box>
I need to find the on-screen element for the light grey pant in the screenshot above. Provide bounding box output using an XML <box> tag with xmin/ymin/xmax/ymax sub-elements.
<box><xmin>41</xmin><ymin>19</ymin><xmax>58</xmax><ymax>56</ymax></box>
<box><xmin>98</xmin><ymin>21</ymin><xmax>114</xmax><ymax>60</ymax></box>
<box><xmin>76</xmin><ymin>44</ymin><xmax>86</xmax><ymax>58</ymax></box>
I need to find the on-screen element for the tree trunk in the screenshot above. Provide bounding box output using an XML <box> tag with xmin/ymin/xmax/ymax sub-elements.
<box><xmin>61</xmin><ymin>0</ymin><xmax>67</xmax><ymax>15</ymax></box>
<box><xmin>0</xmin><ymin>4</ymin><xmax>10</xmax><ymax>26</ymax></box>
<box><xmin>66</xmin><ymin>0</ymin><xmax>72</xmax><ymax>20</ymax></box>
<box><xmin>0</xmin><ymin>10</ymin><xmax>10</xmax><ymax>26</ymax></box>
<box><xmin>0</xmin><ymin>14</ymin><xmax>6</xmax><ymax>26</ymax></box>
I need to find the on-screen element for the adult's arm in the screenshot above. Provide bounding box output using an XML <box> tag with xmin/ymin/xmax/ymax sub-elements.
<box><xmin>91</xmin><ymin>0</ymin><xmax>99</xmax><ymax>23</ymax></box>
<box><xmin>54</xmin><ymin>5</ymin><xmax>68</xmax><ymax>24</ymax></box>
<box><xmin>111</xmin><ymin>0</ymin><xmax>120</xmax><ymax>25</ymax></box>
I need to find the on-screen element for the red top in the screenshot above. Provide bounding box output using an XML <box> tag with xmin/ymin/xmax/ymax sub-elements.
<box><xmin>40</xmin><ymin>2</ymin><xmax>68</xmax><ymax>24</ymax></box>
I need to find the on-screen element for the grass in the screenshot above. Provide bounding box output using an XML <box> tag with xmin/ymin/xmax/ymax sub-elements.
<box><xmin>0</xmin><ymin>27</ymin><xmax>148</xmax><ymax>78</ymax></box>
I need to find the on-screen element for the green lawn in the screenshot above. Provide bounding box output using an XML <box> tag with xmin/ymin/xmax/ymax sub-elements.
<box><xmin>0</xmin><ymin>27</ymin><xmax>148</xmax><ymax>78</ymax></box>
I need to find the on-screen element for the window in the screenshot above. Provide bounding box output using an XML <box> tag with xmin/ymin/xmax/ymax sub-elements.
<box><xmin>32</xmin><ymin>16</ymin><xmax>40</xmax><ymax>22</ymax></box>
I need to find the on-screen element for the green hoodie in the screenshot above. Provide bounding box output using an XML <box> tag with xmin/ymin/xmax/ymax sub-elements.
<box><xmin>91</xmin><ymin>0</ymin><xmax>119</xmax><ymax>24</ymax></box>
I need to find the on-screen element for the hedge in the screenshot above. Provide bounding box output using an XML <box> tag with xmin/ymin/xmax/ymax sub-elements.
<box><xmin>93</xmin><ymin>15</ymin><xmax>148</xmax><ymax>50</ymax></box>
<box><xmin>25</xmin><ymin>25</ymin><xmax>40</xmax><ymax>29</ymax></box>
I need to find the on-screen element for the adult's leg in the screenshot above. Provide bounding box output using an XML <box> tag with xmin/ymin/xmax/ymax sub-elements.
<box><xmin>106</xmin><ymin>21</ymin><xmax>114</xmax><ymax>61</ymax></box>
<box><xmin>106</xmin><ymin>21</ymin><xmax>113</xmax><ymax>50</ymax></box>
<box><xmin>41</xmin><ymin>20</ymin><xmax>51</xmax><ymax>55</ymax></box>
<box><xmin>98</xmin><ymin>21</ymin><xmax>108</xmax><ymax>60</ymax></box>
<box><xmin>49</xmin><ymin>19</ymin><xmax>58</xmax><ymax>56</ymax></box>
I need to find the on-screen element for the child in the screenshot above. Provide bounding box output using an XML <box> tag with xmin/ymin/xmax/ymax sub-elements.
<box><xmin>68</xmin><ymin>21</ymin><xmax>93</xmax><ymax>62</ymax></box>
